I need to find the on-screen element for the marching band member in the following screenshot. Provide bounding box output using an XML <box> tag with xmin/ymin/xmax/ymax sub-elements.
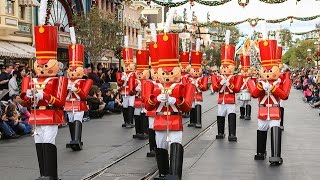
<box><xmin>133</xmin><ymin>35</ymin><xmax>150</xmax><ymax>140</ymax></box>
<box><xmin>180</xmin><ymin>40</ymin><xmax>191</xmax><ymax>119</ymax></box>
<box><xmin>211</xmin><ymin>30</ymin><xmax>243</xmax><ymax>142</ymax></box>
<box><xmin>116</xmin><ymin>36</ymin><xmax>136</xmax><ymax>128</ymax></box>
<box><xmin>144</xmin><ymin>10</ymin><xmax>195</xmax><ymax>178</ymax></box>
<box><xmin>188</xmin><ymin>38</ymin><xmax>208</xmax><ymax>128</ymax></box>
<box><xmin>20</xmin><ymin>24</ymin><xmax>68</xmax><ymax>180</ymax></box>
<box><xmin>145</xmin><ymin>23</ymin><xmax>158</xmax><ymax>157</ymax></box>
<box><xmin>239</xmin><ymin>54</ymin><xmax>253</xmax><ymax>120</ymax></box>
<box><xmin>65</xmin><ymin>27</ymin><xmax>93</xmax><ymax>151</ymax></box>
<box><xmin>247</xmin><ymin>29</ymin><xmax>291</xmax><ymax>165</ymax></box>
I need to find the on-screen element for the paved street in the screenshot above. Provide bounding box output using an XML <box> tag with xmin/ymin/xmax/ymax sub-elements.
<box><xmin>0</xmin><ymin>89</ymin><xmax>319</xmax><ymax>180</ymax></box>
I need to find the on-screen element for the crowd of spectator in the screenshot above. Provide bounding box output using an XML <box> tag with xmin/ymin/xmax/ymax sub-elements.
<box><xmin>0</xmin><ymin>62</ymin><xmax>123</xmax><ymax>140</ymax></box>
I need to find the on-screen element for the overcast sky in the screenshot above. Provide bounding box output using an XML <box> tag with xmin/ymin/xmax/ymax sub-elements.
<box><xmin>171</xmin><ymin>0</ymin><xmax>320</xmax><ymax>35</ymax></box>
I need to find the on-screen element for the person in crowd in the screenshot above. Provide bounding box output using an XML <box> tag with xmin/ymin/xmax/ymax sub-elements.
<box><xmin>8</xmin><ymin>71</ymin><xmax>19</xmax><ymax>97</ymax></box>
<box><xmin>0</xmin><ymin>113</ymin><xmax>20</xmax><ymax>139</ymax></box>
<box><xmin>88</xmin><ymin>67</ymin><xmax>101</xmax><ymax>86</ymax></box>
<box><xmin>0</xmin><ymin>65</ymin><xmax>13</xmax><ymax>101</ymax></box>
<box><xmin>5</xmin><ymin>104</ymin><xmax>31</xmax><ymax>135</ymax></box>
<box><xmin>87</xmin><ymin>85</ymin><xmax>105</xmax><ymax>117</ymax></box>
<box><xmin>8</xmin><ymin>94</ymin><xmax>32</xmax><ymax>130</ymax></box>
<box><xmin>103</xmin><ymin>89</ymin><xmax>121</xmax><ymax>113</ymax></box>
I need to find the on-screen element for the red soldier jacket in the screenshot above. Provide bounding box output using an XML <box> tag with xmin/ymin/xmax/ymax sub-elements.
<box><xmin>247</xmin><ymin>78</ymin><xmax>291</xmax><ymax>120</ymax></box>
<box><xmin>181</xmin><ymin>73</ymin><xmax>190</xmax><ymax>85</ymax></box>
<box><xmin>279</xmin><ymin>72</ymin><xmax>292</xmax><ymax>100</ymax></box>
<box><xmin>144</xmin><ymin>82</ymin><xmax>195</xmax><ymax>131</ymax></box>
<box><xmin>211</xmin><ymin>75</ymin><xmax>243</xmax><ymax>104</ymax></box>
<box><xmin>143</xmin><ymin>80</ymin><xmax>159</xmax><ymax>117</ymax></box>
<box><xmin>116</xmin><ymin>72</ymin><xmax>136</xmax><ymax>96</ymax></box>
<box><xmin>189</xmin><ymin>76</ymin><xmax>208</xmax><ymax>102</ymax></box>
<box><xmin>134</xmin><ymin>79</ymin><xmax>148</xmax><ymax>109</ymax></box>
<box><xmin>20</xmin><ymin>77</ymin><xmax>68</xmax><ymax>125</ymax></box>
<box><xmin>64</xmin><ymin>79</ymin><xmax>93</xmax><ymax>112</ymax></box>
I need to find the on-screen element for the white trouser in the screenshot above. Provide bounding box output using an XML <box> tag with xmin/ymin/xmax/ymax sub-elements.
<box><xmin>122</xmin><ymin>96</ymin><xmax>135</xmax><ymax>108</ymax></box>
<box><xmin>34</xmin><ymin>125</ymin><xmax>58</xmax><ymax>145</ymax></box>
<box><xmin>239</xmin><ymin>100</ymin><xmax>250</xmax><ymax>107</ymax></box>
<box><xmin>280</xmin><ymin>100</ymin><xmax>283</xmax><ymax>107</ymax></box>
<box><xmin>148</xmin><ymin>117</ymin><xmax>154</xmax><ymax>129</ymax></box>
<box><xmin>192</xmin><ymin>101</ymin><xmax>202</xmax><ymax>108</ymax></box>
<box><xmin>258</xmin><ymin>119</ymin><xmax>281</xmax><ymax>131</ymax></box>
<box><xmin>67</xmin><ymin>111</ymin><xmax>84</xmax><ymax>123</ymax></box>
<box><xmin>134</xmin><ymin>107</ymin><xmax>146</xmax><ymax>115</ymax></box>
<box><xmin>155</xmin><ymin>131</ymin><xmax>182</xmax><ymax>150</ymax></box>
<box><xmin>217</xmin><ymin>104</ymin><xmax>236</xmax><ymax>117</ymax></box>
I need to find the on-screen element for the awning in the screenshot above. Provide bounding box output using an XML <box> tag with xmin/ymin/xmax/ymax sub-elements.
<box><xmin>19</xmin><ymin>0</ymin><xmax>40</xmax><ymax>7</ymax></box>
<box><xmin>0</xmin><ymin>41</ymin><xmax>34</xmax><ymax>59</ymax></box>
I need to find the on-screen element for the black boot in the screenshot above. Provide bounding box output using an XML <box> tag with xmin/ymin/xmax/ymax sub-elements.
<box><xmin>280</xmin><ymin>107</ymin><xmax>284</xmax><ymax>130</ymax></box>
<box><xmin>122</xmin><ymin>108</ymin><xmax>128</xmax><ymax>127</ymax></box>
<box><xmin>245</xmin><ymin>104</ymin><xmax>251</xmax><ymax>120</ymax></box>
<box><xmin>269</xmin><ymin>126</ymin><xmax>283</xmax><ymax>166</ymax></box>
<box><xmin>155</xmin><ymin>148</ymin><xmax>169</xmax><ymax>179</ymax></box>
<box><xmin>228</xmin><ymin>113</ymin><xmax>237</xmax><ymax>142</ymax></box>
<box><xmin>126</xmin><ymin>106</ymin><xmax>135</xmax><ymax>128</ymax></box>
<box><xmin>195</xmin><ymin>105</ymin><xmax>202</xmax><ymax>128</ymax></box>
<box><xmin>36</xmin><ymin>143</ymin><xmax>45</xmax><ymax>178</ymax></box>
<box><xmin>66</xmin><ymin>122</ymin><xmax>75</xmax><ymax>148</ymax></box>
<box><xmin>140</xmin><ymin>113</ymin><xmax>149</xmax><ymax>140</ymax></box>
<box><xmin>38</xmin><ymin>143</ymin><xmax>58</xmax><ymax>180</ymax></box>
<box><xmin>133</xmin><ymin>115</ymin><xmax>142</xmax><ymax>139</ymax></box>
<box><xmin>168</xmin><ymin>143</ymin><xmax>184</xmax><ymax>180</ymax></box>
<box><xmin>188</xmin><ymin>108</ymin><xmax>195</xmax><ymax>127</ymax></box>
<box><xmin>147</xmin><ymin>128</ymin><xmax>156</xmax><ymax>157</ymax></box>
<box><xmin>69</xmin><ymin>120</ymin><xmax>83</xmax><ymax>151</ymax></box>
<box><xmin>254</xmin><ymin>130</ymin><xmax>267</xmax><ymax>160</ymax></box>
<box><xmin>240</xmin><ymin>107</ymin><xmax>245</xmax><ymax>119</ymax></box>
<box><xmin>216</xmin><ymin>116</ymin><xmax>225</xmax><ymax>139</ymax></box>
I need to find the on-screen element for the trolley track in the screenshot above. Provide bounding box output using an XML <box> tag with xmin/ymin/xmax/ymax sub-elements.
<box><xmin>82</xmin><ymin>104</ymin><xmax>218</xmax><ymax>180</ymax></box>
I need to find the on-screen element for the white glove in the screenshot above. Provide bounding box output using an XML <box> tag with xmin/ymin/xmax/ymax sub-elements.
<box><xmin>262</xmin><ymin>82</ymin><xmax>271</xmax><ymax>92</ymax></box>
<box><xmin>157</xmin><ymin>94</ymin><xmax>167</xmax><ymax>102</ymax></box>
<box><xmin>35</xmin><ymin>91</ymin><xmax>43</xmax><ymax>100</ymax></box>
<box><xmin>67</xmin><ymin>84</ymin><xmax>73</xmax><ymax>90</ymax></box>
<box><xmin>167</xmin><ymin>97</ymin><xmax>176</xmax><ymax>105</ymax></box>
<box><xmin>121</xmin><ymin>75</ymin><xmax>127</xmax><ymax>81</ymax></box>
<box><xmin>71</xmin><ymin>85</ymin><xmax>77</xmax><ymax>92</ymax></box>
<box><xmin>135</xmin><ymin>85</ymin><xmax>141</xmax><ymax>92</ymax></box>
<box><xmin>225</xmin><ymin>81</ymin><xmax>230</xmax><ymax>87</ymax></box>
<box><xmin>26</xmin><ymin>89</ymin><xmax>33</xmax><ymax>98</ymax></box>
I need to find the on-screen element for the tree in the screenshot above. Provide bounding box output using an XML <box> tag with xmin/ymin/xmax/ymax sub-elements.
<box><xmin>205</xmin><ymin>44</ymin><xmax>222</xmax><ymax>67</ymax></box>
<box><xmin>208</xmin><ymin>24</ymin><xmax>240</xmax><ymax>45</ymax></box>
<box><xmin>73</xmin><ymin>7</ymin><xmax>123</xmax><ymax>65</ymax></box>
<box><xmin>283</xmin><ymin>39</ymin><xmax>316</xmax><ymax>67</ymax></box>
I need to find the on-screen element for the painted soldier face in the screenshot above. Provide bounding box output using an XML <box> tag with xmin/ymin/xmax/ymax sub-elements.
<box><xmin>151</xmin><ymin>68</ymin><xmax>158</xmax><ymax>81</ymax></box>
<box><xmin>124</xmin><ymin>63</ymin><xmax>136</xmax><ymax>72</ymax></box>
<box><xmin>219</xmin><ymin>64</ymin><xmax>235</xmax><ymax>76</ymax></box>
<box><xmin>241</xmin><ymin>69</ymin><xmax>251</xmax><ymax>77</ymax></box>
<box><xmin>136</xmin><ymin>69</ymin><xmax>150</xmax><ymax>80</ymax></box>
<box><xmin>34</xmin><ymin>59</ymin><xmax>59</xmax><ymax>77</ymax></box>
<box><xmin>158</xmin><ymin>67</ymin><xmax>181</xmax><ymax>83</ymax></box>
<box><xmin>260</xmin><ymin>65</ymin><xmax>281</xmax><ymax>81</ymax></box>
<box><xmin>189</xmin><ymin>67</ymin><xmax>202</xmax><ymax>78</ymax></box>
<box><xmin>180</xmin><ymin>65</ymin><xmax>190</xmax><ymax>74</ymax></box>
<box><xmin>67</xmin><ymin>67</ymin><xmax>84</xmax><ymax>80</ymax></box>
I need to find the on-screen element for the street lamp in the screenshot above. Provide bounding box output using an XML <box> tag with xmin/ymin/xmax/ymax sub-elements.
<box><xmin>314</xmin><ymin>41</ymin><xmax>320</xmax><ymax>68</ymax></box>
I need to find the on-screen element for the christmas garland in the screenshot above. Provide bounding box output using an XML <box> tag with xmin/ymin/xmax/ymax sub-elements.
<box><xmin>150</xmin><ymin>0</ymin><xmax>294</xmax><ymax>7</ymax></box>
<box><xmin>291</xmin><ymin>29</ymin><xmax>320</xmax><ymax>35</ymax></box>
<box><xmin>173</xmin><ymin>15</ymin><xmax>320</xmax><ymax>27</ymax></box>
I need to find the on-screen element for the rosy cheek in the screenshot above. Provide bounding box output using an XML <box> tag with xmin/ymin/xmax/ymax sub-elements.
<box><xmin>273</xmin><ymin>74</ymin><xmax>277</xmax><ymax>78</ymax></box>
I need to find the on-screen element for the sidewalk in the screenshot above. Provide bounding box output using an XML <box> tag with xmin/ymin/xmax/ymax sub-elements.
<box><xmin>182</xmin><ymin>89</ymin><xmax>320</xmax><ymax>180</ymax></box>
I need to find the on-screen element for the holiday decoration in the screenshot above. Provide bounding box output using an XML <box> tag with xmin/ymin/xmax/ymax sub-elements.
<box><xmin>238</xmin><ymin>0</ymin><xmax>249</xmax><ymax>8</ymax></box>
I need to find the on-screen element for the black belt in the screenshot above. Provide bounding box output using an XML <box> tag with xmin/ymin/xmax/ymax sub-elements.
<box><xmin>156</xmin><ymin>112</ymin><xmax>181</xmax><ymax>115</ymax></box>
<box><xmin>259</xmin><ymin>104</ymin><xmax>279</xmax><ymax>107</ymax></box>
<box><xmin>32</xmin><ymin>106</ymin><xmax>63</xmax><ymax>110</ymax></box>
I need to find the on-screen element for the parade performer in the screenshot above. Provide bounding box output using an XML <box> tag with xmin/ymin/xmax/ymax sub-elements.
<box><xmin>180</xmin><ymin>40</ymin><xmax>191</xmax><ymax>119</ymax></box>
<box><xmin>145</xmin><ymin>23</ymin><xmax>158</xmax><ymax>157</ymax></box>
<box><xmin>65</xmin><ymin>27</ymin><xmax>93</xmax><ymax>151</ymax></box>
<box><xmin>239</xmin><ymin>53</ymin><xmax>252</xmax><ymax>120</ymax></box>
<box><xmin>144</xmin><ymin>10</ymin><xmax>195</xmax><ymax>179</ymax></box>
<box><xmin>188</xmin><ymin>38</ymin><xmax>208</xmax><ymax>128</ymax></box>
<box><xmin>20</xmin><ymin>2</ymin><xmax>68</xmax><ymax>178</ymax></box>
<box><xmin>211</xmin><ymin>30</ymin><xmax>243</xmax><ymax>142</ymax></box>
<box><xmin>116</xmin><ymin>36</ymin><xmax>136</xmax><ymax>128</ymax></box>
<box><xmin>133</xmin><ymin>35</ymin><xmax>150</xmax><ymax>140</ymax></box>
<box><xmin>247</xmin><ymin>32</ymin><xmax>291</xmax><ymax>165</ymax></box>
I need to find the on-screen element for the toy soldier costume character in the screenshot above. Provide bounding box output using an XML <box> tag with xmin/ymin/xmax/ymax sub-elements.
<box><xmin>116</xmin><ymin>36</ymin><xmax>136</xmax><ymax>128</ymax></box>
<box><xmin>144</xmin><ymin>32</ymin><xmax>195</xmax><ymax>179</ymax></box>
<box><xmin>180</xmin><ymin>40</ymin><xmax>191</xmax><ymax>119</ymax></box>
<box><xmin>211</xmin><ymin>31</ymin><xmax>243</xmax><ymax>142</ymax></box>
<box><xmin>188</xmin><ymin>39</ymin><xmax>208</xmax><ymax>128</ymax></box>
<box><xmin>247</xmin><ymin>39</ymin><xmax>291</xmax><ymax>165</ymax></box>
<box><xmin>20</xmin><ymin>25</ymin><xmax>68</xmax><ymax>180</ymax></box>
<box><xmin>239</xmin><ymin>55</ymin><xmax>253</xmax><ymax>120</ymax></box>
<box><xmin>65</xmin><ymin>27</ymin><xmax>93</xmax><ymax>151</ymax></box>
<box><xmin>133</xmin><ymin>35</ymin><xmax>150</xmax><ymax>140</ymax></box>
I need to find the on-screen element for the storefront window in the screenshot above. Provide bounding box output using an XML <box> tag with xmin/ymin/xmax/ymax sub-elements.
<box><xmin>26</xmin><ymin>7</ymin><xmax>32</xmax><ymax>22</ymax></box>
<box><xmin>19</xmin><ymin>7</ymin><xmax>26</xmax><ymax>20</ymax></box>
<box><xmin>6</xmin><ymin>0</ymin><xmax>14</xmax><ymax>15</ymax></box>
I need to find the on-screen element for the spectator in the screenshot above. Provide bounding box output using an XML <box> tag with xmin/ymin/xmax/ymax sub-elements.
<box><xmin>8</xmin><ymin>71</ymin><xmax>19</xmax><ymax>97</ymax></box>
<box><xmin>0</xmin><ymin>65</ymin><xmax>13</xmax><ymax>101</ymax></box>
<box><xmin>5</xmin><ymin>104</ymin><xmax>31</xmax><ymax>135</ymax></box>
<box><xmin>0</xmin><ymin>113</ymin><xmax>20</xmax><ymax>139</ymax></box>
<box><xmin>87</xmin><ymin>85</ymin><xmax>105</xmax><ymax>117</ymax></box>
<box><xmin>9</xmin><ymin>94</ymin><xmax>31</xmax><ymax>123</ymax></box>
<box><xmin>88</xmin><ymin>67</ymin><xmax>101</xmax><ymax>86</ymax></box>
<box><xmin>103</xmin><ymin>89</ymin><xmax>121</xmax><ymax>113</ymax></box>
<box><xmin>110</xmin><ymin>68</ymin><xmax>117</xmax><ymax>82</ymax></box>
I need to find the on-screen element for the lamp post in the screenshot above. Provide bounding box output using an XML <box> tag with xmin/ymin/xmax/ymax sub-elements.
<box><xmin>116</xmin><ymin>1</ymin><xmax>124</xmax><ymax>69</ymax></box>
<box><xmin>307</xmin><ymin>48</ymin><xmax>312</xmax><ymax>67</ymax></box>
<box><xmin>314</xmin><ymin>41</ymin><xmax>320</xmax><ymax>68</ymax></box>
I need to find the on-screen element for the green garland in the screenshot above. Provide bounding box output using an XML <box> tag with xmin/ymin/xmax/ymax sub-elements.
<box><xmin>173</xmin><ymin>14</ymin><xmax>320</xmax><ymax>27</ymax></box>
<box><xmin>291</xmin><ymin>29</ymin><xmax>320</xmax><ymax>35</ymax></box>
<box><xmin>259</xmin><ymin>0</ymin><xmax>288</xmax><ymax>4</ymax></box>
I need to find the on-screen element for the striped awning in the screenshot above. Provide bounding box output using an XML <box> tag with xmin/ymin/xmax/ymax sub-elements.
<box><xmin>19</xmin><ymin>0</ymin><xmax>40</xmax><ymax>7</ymax></box>
<box><xmin>0</xmin><ymin>41</ymin><xmax>35</xmax><ymax>59</ymax></box>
